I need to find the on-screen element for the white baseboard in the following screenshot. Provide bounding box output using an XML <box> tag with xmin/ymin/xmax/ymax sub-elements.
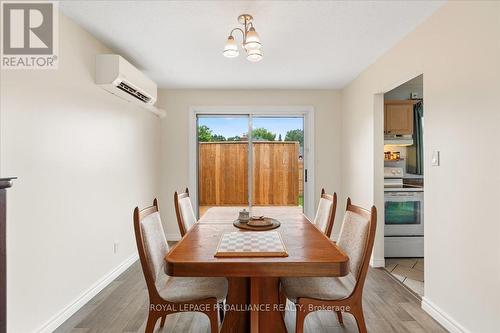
<box><xmin>370</xmin><ymin>257</ymin><xmax>385</xmax><ymax>268</ymax></box>
<box><xmin>422</xmin><ymin>297</ymin><xmax>470</xmax><ymax>333</ymax></box>
<box><xmin>36</xmin><ymin>253</ymin><xmax>139</xmax><ymax>333</ymax></box>
<box><xmin>166</xmin><ymin>233</ymin><xmax>181</xmax><ymax>241</ymax></box>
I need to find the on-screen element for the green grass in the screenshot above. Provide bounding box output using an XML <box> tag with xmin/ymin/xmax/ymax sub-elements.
<box><xmin>298</xmin><ymin>195</ymin><xmax>304</xmax><ymax>207</ymax></box>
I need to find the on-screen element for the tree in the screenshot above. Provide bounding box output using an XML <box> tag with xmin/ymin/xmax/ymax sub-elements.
<box><xmin>227</xmin><ymin>136</ymin><xmax>241</xmax><ymax>141</ymax></box>
<box><xmin>211</xmin><ymin>134</ymin><xmax>226</xmax><ymax>142</ymax></box>
<box><xmin>252</xmin><ymin>128</ymin><xmax>276</xmax><ymax>141</ymax></box>
<box><xmin>198</xmin><ymin>125</ymin><xmax>228</xmax><ymax>142</ymax></box>
<box><xmin>284</xmin><ymin>129</ymin><xmax>304</xmax><ymax>146</ymax></box>
<box><xmin>278</xmin><ymin>134</ymin><xmax>282</xmax><ymax>141</ymax></box>
<box><xmin>198</xmin><ymin>125</ymin><xmax>213</xmax><ymax>142</ymax></box>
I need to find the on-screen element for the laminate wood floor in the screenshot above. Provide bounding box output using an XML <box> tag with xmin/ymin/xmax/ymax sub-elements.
<box><xmin>55</xmin><ymin>262</ymin><xmax>447</xmax><ymax>333</ymax></box>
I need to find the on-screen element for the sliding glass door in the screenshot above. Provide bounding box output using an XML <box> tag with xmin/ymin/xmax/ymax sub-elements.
<box><xmin>196</xmin><ymin>114</ymin><xmax>306</xmax><ymax>217</ymax></box>
<box><xmin>197</xmin><ymin>115</ymin><xmax>249</xmax><ymax>217</ymax></box>
<box><xmin>251</xmin><ymin>117</ymin><xmax>304</xmax><ymax>207</ymax></box>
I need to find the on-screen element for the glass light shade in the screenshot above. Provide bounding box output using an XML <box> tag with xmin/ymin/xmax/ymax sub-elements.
<box><xmin>247</xmin><ymin>48</ymin><xmax>263</xmax><ymax>62</ymax></box>
<box><xmin>223</xmin><ymin>36</ymin><xmax>239</xmax><ymax>58</ymax></box>
<box><xmin>244</xmin><ymin>27</ymin><xmax>262</xmax><ymax>51</ymax></box>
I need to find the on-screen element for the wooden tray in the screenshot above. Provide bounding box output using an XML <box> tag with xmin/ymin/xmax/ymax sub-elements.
<box><xmin>233</xmin><ymin>218</ymin><xmax>281</xmax><ymax>231</ymax></box>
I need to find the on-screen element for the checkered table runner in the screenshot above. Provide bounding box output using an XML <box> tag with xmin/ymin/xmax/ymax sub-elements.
<box><xmin>215</xmin><ymin>231</ymin><xmax>288</xmax><ymax>257</ymax></box>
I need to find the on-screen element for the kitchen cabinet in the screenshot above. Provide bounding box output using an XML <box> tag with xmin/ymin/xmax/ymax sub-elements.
<box><xmin>384</xmin><ymin>100</ymin><xmax>415</xmax><ymax>135</ymax></box>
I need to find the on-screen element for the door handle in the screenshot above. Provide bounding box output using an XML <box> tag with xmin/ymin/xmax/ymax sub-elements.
<box><xmin>305</xmin><ymin>169</ymin><xmax>308</xmax><ymax>182</ymax></box>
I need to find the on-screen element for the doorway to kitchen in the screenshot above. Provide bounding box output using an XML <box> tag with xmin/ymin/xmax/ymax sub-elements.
<box><xmin>382</xmin><ymin>74</ymin><xmax>425</xmax><ymax>297</ymax></box>
<box><xmin>188</xmin><ymin>107</ymin><xmax>315</xmax><ymax>219</ymax></box>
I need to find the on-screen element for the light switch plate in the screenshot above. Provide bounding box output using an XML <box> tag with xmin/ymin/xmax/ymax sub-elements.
<box><xmin>431</xmin><ymin>151</ymin><xmax>440</xmax><ymax>166</ymax></box>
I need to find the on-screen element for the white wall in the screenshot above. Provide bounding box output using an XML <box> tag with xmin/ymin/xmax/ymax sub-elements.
<box><xmin>340</xmin><ymin>2</ymin><xmax>500</xmax><ymax>332</ymax></box>
<box><xmin>0</xmin><ymin>14</ymin><xmax>161</xmax><ymax>332</ymax></box>
<box><xmin>156</xmin><ymin>90</ymin><xmax>341</xmax><ymax>238</ymax></box>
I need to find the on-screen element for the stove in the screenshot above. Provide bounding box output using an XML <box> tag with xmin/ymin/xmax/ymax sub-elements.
<box><xmin>385</xmin><ymin>184</ymin><xmax>423</xmax><ymax>192</ymax></box>
<box><xmin>384</xmin><ymin>167</ymin><xmax>423</xmax><ymax>191</ymax></box>
<box><xmin>384</xmin><ymin>166</ymin><xmax>404</xmax><ymax>179</ymax></box>
<box><xmin>384</xmin><ymin>167</ymin><xmax>424</xmax><ymax>257</ymax></box>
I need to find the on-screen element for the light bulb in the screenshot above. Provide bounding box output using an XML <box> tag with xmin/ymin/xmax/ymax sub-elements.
<box><xmin>247</xmin><ymin>48</ymin><xmax>263</xmax><ymax>62</ymax></box>
<box><xmin>223</xmin><ymin>36</ymin><xmax>239</xmax><ymax>58</ymax></box>
<box><xmin>244</xmin><ymin>27</ymin><xmax>262</xmax><ymax>51</ymax></box>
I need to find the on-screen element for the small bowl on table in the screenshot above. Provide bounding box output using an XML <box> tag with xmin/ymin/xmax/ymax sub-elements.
<box><xmin>238</xmin><ymin>209</ymin><xmax>250</xmax><ymax>224</ymax></box>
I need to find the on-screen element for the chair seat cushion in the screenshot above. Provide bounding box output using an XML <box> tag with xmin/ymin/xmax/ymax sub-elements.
<box><xmin>280</xmin><ymin>275</ymin><xmax>354</xmax><ymax>303</ymax></box>
<box><xmin>158</xmin><ymin>276</ymin><xmax>228</xmax><ymax>303</ymax></box>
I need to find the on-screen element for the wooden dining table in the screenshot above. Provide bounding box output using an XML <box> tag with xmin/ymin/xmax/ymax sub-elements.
<box><xmin>165</xmin><ymin>206</ymin><xmax>349</xmax><ymax>333</ymax></box>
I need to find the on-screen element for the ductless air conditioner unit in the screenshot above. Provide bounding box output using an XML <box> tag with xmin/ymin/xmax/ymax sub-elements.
<box><xmin>96</xmin><ymin>54</ymin><xmax>165</xmax><ymax>117</ymax></box>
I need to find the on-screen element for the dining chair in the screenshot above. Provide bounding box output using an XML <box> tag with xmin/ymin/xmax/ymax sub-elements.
<box><xmin>312</xmin><ymin>188</ymin><xmax>337</xmax><ymax>238</ymax></box>
<box><xmin>174</xmin><ymin>188</ymin><xmax>197</xmax><ymax>236</ymax></box>
<box><xmin>133</xmin><ymin>199</ymin><xmax>227</xmax><ymax>332</ymax></box>
<box><xmin>280</xmin><ymin>198</ymin><xmax>377</xmax><ymax>333</ymax></box>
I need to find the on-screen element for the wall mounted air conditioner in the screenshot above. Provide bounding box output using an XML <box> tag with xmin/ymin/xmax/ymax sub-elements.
<box><xmin>96</xmin><ymin>54</ymin><xmax>165</xmax><ymax>117</ymax></box>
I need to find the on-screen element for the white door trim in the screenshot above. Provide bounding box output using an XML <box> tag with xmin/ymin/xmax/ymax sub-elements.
<box><xmin>188</xmin><ymin>106</ymin><xmax>315</xmax><ymax>219</ymax></box>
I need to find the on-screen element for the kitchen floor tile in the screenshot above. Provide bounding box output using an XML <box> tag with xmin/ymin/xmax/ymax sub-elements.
<box><xmin>391</xmin><ymin>264</ymin><xmax>411</xmax><ymax>277</ymax></box>
<box><xmin>414</xmin><ymin>261</ymin><xmax>424</xmax><ymax>272</ymax></box>
<box><xmin>391</xmin><ymin>273</ymin><xmax>405</xmax><ymax>282</ymax></box>
<box><xmin>385</xmin><ymin>257</ymin><xmax>424</xmax><ymax>296</ymax></box>
<box><xmin>385</xmin><ymin>263</ymin><xmax>397</xmax><ymax>272</ymax></box>
<box><xmin>406</xmin><ymin>268</ymin><xmax>424</xmax><ymax>282</ymax></box>
<box><xmin>403</xmin><ymin>278</ymin><xmax>424</xmax><ymax>296</ymax></box>
<box><xmin>387</xmin><ymin>258</ymin><xmax>418</xmax><ymax>268</ymax></box>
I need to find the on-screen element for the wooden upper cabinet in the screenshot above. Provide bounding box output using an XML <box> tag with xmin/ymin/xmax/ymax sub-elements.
<box><xmin>384</xmin><ymin>100</ymin><xmax>415</xmax><ymax>135</ymax></box>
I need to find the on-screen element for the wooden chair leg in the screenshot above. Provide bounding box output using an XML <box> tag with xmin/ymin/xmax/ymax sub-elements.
<box><xmin>206</xmin><ymin>307</ymin><xmax>219</xmax><ymax>333</ymax></box>
<box><xmin>145</xmin><ymin>311</ymin><xmax>159</xmax><ymax>333</ymax></box>
<box><xmin>351</xmin><ymin>306</ymin><xmax>367</xmax><ymax>333</ymax></box>
<box><xmin>278</xmin><ymin>286</ymin><xmax>287</xmax><ymax>319</ymax></box>
<box><xmin>295</xmin><ymin>302</ymin><xmax>309</xmax><ymax>333</ymax></box>
<box><xmin>160</xmin><ymin>314</ymin><xmax>167</xmax><ymax>328</ymax></box>
<box><xmin>335</xmin><ymin>311</ymin><xmax>344</xmax><ymax>325</ymax></box>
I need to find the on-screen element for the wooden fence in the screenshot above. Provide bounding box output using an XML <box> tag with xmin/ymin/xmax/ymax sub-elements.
<box><xmin>199</xmin><ymin>142</ymin><xmax>301</xmax><ymax>206</ymax></box>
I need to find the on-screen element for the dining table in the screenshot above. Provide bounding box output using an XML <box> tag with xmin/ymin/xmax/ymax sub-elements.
<box><xmin>165</xmin><ymin>206</ymin><xmax>349</xmax><ymax>333</ymax></box>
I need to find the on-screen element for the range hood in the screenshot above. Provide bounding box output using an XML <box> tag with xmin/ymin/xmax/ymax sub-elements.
<box><xmin>384</xmin><ymin>135</ymin><xmax>414</xmax><ymax>146</ymax></box>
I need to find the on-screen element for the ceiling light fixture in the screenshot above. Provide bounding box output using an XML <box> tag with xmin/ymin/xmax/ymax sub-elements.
<box><xmin>224</xmin><ymin>14</ymin><xmax>263</xmax><ymax>62</ymax></box>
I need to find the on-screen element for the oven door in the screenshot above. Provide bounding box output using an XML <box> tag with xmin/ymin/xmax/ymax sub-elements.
<box><xmin>384</xmin><ymin>191</ymin><xmax>424</xmax><ymax>236</ymax></box>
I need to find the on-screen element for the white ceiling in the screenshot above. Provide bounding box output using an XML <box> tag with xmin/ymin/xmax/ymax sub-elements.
<box><xmin>60</xmin><ymin>1</ymin><xmax>443</xmax><ymax>89</ymax></box>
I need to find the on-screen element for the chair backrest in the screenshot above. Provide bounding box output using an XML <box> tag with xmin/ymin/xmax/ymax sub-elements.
<box><xmin>133</xmin><ymin>199</ymin><xmax>169</xmax><ymax>299</ymax></box>
<box><xmin>313</xmin><ymin>189</ymin><xmax>337</xmax><ymax>237</ymax></box>
<box><xmin>174</xmin><ymin>188</ymin><xmax>197</xmax><ymax>236</ymax></box>
<box><xmin>337</xmin><ymin>198</ymin><xmax>377</xmax><ymax>295</ymax></box>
